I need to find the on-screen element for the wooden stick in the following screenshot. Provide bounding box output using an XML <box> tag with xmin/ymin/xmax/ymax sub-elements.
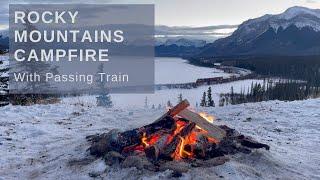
<box><xmin>178</xmin><ymin>109</ymin><xmax>226</xmax><ymax>141</ymax></box>
<box><xmin>154</xmin><ymin>99</ymin><xmax>190</xmax><ymax>122</ymax></box>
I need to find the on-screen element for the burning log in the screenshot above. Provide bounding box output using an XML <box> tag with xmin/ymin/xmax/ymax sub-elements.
<box><xmin>154</xmin><ymin>99</ymin><xmax>190</xmax><ymax>123</ymax></box>
<box><xmin>89</xmin><ymin>116</ymin><xmax>176</xmax><ymax>156</ymax></box>
<box><xmin>118</xmin><ymin>115</ymin><xmax>175</xmax><ymax>149</ymax></box>
<box><xmin>193</xmin><ymin>134</ymin><xmax>209</xmax><ymax>159</ymax></box>
<box><xmin>90</xmin><ymin>100</ymin><xmax>191</xmax><ymax>157</ymax></box>
<box><xmin>145</xmin><ymin>134</ymin><xmax>169</xmax><ymax>161</ymax></box>
<box><xmin>178</xmin><ymin>109</ymin><xmax>226</xmax><ymax>141</ymax></box>
<box><xmin>161</xmin><ymin>122</ymin><xmax>196</xmax><ymax>160</ymax></box>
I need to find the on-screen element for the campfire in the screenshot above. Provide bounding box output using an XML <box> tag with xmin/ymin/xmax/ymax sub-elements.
<box><xmin>87</xmin><ymin>100</ymin><xmax>269</xmax><ymax>175</ymax></box>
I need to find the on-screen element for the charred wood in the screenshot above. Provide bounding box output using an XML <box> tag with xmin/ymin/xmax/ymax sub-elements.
<box><xmin>238</xmin><ymin>136</ymin><xmax>270</xmax><ymax>150</ymax></box>
<box><xmin>160</xmin><ymin>122</ymin><xmax>196</xmax><ymax>160</ymax></box>
<box><xmin>89</xmin><ymin>116</ymin><xmax>175</xmax><ymax>156</ymax></box>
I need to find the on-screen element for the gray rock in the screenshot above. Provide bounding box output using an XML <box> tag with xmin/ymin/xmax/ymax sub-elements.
<box><xmin>104</xmin><ymin>151</ymin><xmax>125</xmax><ymax>165</ymax></box>
<box><xmin>121</xmin><ymin>155</ymin><xmax>155</xmax><ymax>171</ymax></box>
<box><xmin>159</xmin><ymin>161</ymin><xmax>190</xmax><ymax>173</ymax></box>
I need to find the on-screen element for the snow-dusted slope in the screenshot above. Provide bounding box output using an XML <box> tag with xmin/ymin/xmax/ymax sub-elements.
<box><xmin>279</xmin><ymin>6</ymin><xmax>320</xmax><ymax>20</ymax></box>
<box><xmin>237</xmin><ymin>6</ymin><xmax>320</xmax><ymax>41</ymax></box>
<box><xmin>199</xmin><ymin>6</ymin><xmax>320</xmax><ymax>57</ymax></box>
<box><xmin>0</xmin><ymin>97</ymin><xmax>319</xmax><ymax>179</ymax></box>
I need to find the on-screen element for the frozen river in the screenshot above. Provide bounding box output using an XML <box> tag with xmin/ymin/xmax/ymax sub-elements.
<box><xmin>155</xmin><ymin>57</ymin><xmax>230</xmax><ymax>84</ymax></box>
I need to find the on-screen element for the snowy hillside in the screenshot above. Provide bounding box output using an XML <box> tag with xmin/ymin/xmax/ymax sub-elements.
<box><xmin>199</xmin><ymin>6</ymin><xmax>320</xmax><ymax>57</ymax></box>
<box><xmin>279</xmin><ymin>6</ymin><xmax>320</xmax><ymax>21</ymax></box>
<box><xmin>0</xmin><ymin>97</ymin><xmax>319</xmax><ymax>179</ymax></box>
<box><xmin>238</xmin><ymin>6</ymin><xmax>320</xmax><ymax>39</ymax></box>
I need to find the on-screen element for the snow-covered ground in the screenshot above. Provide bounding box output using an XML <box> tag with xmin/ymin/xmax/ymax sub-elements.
<box><xmin>0</xmin><ymin>97</ymin><xmax>319</xmax><ymax>179</ymax></box>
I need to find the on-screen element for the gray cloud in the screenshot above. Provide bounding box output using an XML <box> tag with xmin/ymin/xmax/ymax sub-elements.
<box><xmin>306</xmin><ymin>0</ymin><xmax>317</xmax><ymax>3</ymax></box>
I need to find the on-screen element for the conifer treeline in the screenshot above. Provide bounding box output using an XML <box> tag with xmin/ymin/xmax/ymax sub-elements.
<box><xmin>218</xmin><ymin>80</ymin><xmax>320</xmax><ymax>106</ymax></box>
<box><xmin>222</xmin><ymin>56</ymin><xmax>320</xmax><ymax>86</ymax></box>
<box><xmin>0</xmin><ymin>51</ymin><xmax>8</xmax><ymax>106</ymax></box>
<box><xmin>199</xmin><ymin>79</ymin><xmax>320</xmax><ymax>107</ymax></box>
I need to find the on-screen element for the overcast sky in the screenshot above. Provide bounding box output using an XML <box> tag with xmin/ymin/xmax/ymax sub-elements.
<box><xmin>1</xmin><ymin>0</ymin><xmax>320</xmax><ymax>29</ymax></box>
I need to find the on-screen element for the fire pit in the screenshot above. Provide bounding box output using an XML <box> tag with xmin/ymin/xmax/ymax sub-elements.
<box><xmin>87</xmin><ymin>100</ymin><xmax>269</xmax><ymax>175</ymax></box>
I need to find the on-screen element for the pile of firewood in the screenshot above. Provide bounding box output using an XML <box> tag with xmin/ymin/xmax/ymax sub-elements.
<box><xmin>87</xmin><ymin>100</ymin><xmax>269</xmax><ymax>175</ymax></box>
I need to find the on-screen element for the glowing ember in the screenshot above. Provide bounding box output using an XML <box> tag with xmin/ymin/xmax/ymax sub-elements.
<box><xmin>136</xmin><ymin>112</ymin><xmax>219</xmax><ymax>160</ymax></box>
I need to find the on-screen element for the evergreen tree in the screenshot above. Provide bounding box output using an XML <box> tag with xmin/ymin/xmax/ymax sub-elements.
<box><xmin>0</xmin><ymin>54</ymin><xmax>8</xmax><ymax>106</ymax></box>
<box><xmin>219</xmin><ymin>96</ymin><xmax>225</xmax><ymax>107</ymax></box>
<box><xmin>200</xmin><ymin>92</ymin><xmax>206</xmax><ymax>107</ymax></box>
<box><xmin>225</xmin><ymin>96</ymin><xmax>229</xmax><ymax>105</ymax></box>
<box><xmin>230</xmin><ymin>86</ymin><xmax>235</xmax><ymax>105</ymax></box>
<box><xmin>207</xmin><ymin>87</ymin><xmax>214</xmax><ymax>107</ymax></box>
<box><xmin>178</xmin><ymin>93</ymin><xmax>183</xmax><ymax>103</ymax></box>
<box><xmin>95</xmin><ymin>63</ymin><xmax>112</xmax><ymax>107</ymax></box>
<box><xmin>144</xmin><ymin>97</ymin><xmax>148</xmax><ymax>108</ymax></box>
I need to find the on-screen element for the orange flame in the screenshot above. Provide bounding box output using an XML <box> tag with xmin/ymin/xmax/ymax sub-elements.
<box><xmin>136</xmin><ymin>111</ymin><xmax>219</xmax><ymax>160</ymax></box>
<box><xmin>141</xmin><ymin>132</ymin><xmax>149</xmax><ymax>147</ymax></box>
<box><xmin>167</xmin><ymin>120</ymin><xmax>186</xmax><ymax>144</ymax></box>
<box><xmin>141</xmin><ymin>132</ymin><xmax>161</xmax><ymax>148</ymax></box>
<box><xmin>199</xmin><ymin>112</ymin><xmax>215</xmax><ymax>123</ymax></box>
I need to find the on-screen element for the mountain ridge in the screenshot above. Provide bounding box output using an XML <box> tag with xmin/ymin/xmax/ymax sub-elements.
<box><xmin>198</xmin><ymin>6</ymin><xmax>320</xmax><ymax>57</ymax></box>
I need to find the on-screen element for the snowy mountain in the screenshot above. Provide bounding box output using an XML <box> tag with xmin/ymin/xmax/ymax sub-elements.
<box><xmin>156</xmin><ymin>25</ymin><xmax>237</xmax><ymax>41</ymax></box>
<box><xmin>199</xmin><ymin>6</ymin><xmax>320</xmax><ymax>57</ymax></box>
<box><xmin>155</xmin><ymin>25</ymin><xmax>237</xmax><ymax>48</ymax></box>
<box><xmin>162</xmin><ymin>38</ymin><xmax>206</xmax><ymax>47</ymax></box>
